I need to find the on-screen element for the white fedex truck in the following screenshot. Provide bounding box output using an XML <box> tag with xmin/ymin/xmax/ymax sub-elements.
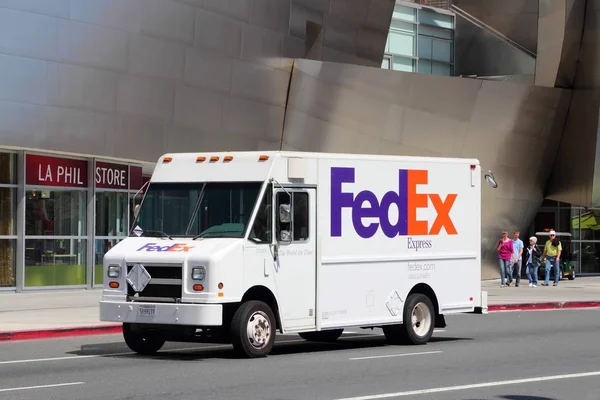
<box><xmin>100</xmin><ymin>151</ymin><xmax>494</xmax><ymax>358</ymax></box>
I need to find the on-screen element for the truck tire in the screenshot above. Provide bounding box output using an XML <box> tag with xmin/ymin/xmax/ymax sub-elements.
<box><xmin>230</xmin><ymin>300</ymin><xmax>276</xmax><ymax>358</ymax></box>
<box><xmin>299</xmin><ymin>329</ymin><xmax>344</xmax><ymax>342</ymax></box>
<box><xmin>122</xmin><ymin>323</ymin><xmax>165</xmax><ymax>355</ymax></box>
<box><xmin>383</xmin><ymin>293</ymin><xmax>435</xmax><ymax>346</ymax></box>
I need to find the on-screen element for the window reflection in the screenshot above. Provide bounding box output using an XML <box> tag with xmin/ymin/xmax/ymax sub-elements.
<box><xmin>25</xmin><ymin>190</ymin><xmax>86</xmax><ymax>236</ymax></box>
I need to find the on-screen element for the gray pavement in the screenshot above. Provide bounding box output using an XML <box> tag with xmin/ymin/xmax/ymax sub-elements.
<box><xmin>0</xmin><ymin>309</ymin><xmax>599</xmax><ymax>399</ymax></box>
<box><xmin>1</xmin><ymin>277</ymin><xmax>600</xmax><ymax>334</ymax></box>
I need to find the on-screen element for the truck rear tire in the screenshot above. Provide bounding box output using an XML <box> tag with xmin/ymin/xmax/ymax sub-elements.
<box><xmin>383</xmin><ymin>293</ymin><xmax>435</xmax><ymax>346</ymax></box>
<box><xmin>230</xmin><ymin>300</ymin><xmax>276</xmax><ymax>358</ymax></box>
<box><xmin>123</xmin><ymin>323</ymin><xmax>165</xmax><ymax>355</ymax></box>
<box><xmin>299</xmin><ymin>329</ymin><xmax>343</xmax><ymax>342</ymax></box>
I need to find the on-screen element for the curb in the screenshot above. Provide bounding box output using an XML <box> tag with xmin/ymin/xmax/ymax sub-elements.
<box><xmin>0</xmin><ymin>324</ymin><xmax>122</xmax><ymax>342</ymax></box>
<box><xmin>488</xmin><ymin>301</ymin><xmax>600</xmax><ymax>312</ymax></box>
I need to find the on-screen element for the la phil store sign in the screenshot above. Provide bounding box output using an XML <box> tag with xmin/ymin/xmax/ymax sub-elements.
<box><xmin>26</xmin><ymin>154</ymin><xmax>143</xmax><ymax>190</ymax></box>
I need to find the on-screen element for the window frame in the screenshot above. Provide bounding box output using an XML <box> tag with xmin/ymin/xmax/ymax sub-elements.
<box><xmin>274</xmin><ymin>189</ymin><xmax>311</xmax><ymax>245</ymax></box>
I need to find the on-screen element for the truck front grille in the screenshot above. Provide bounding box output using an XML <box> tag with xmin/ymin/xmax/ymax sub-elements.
<box><xmin>126</xmin><ymin>263</ymin><xmax>182</xmax><ymax>303</ymax></box>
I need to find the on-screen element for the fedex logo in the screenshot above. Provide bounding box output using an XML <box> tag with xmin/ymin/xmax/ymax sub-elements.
<box><xmin>136</xmin><ymin>243</ymin><xmax>194</xmax><ymax>252</ymax></box>
<box><xmin>330</xmin><ymin>167</ymin><xmax>458</xmax><ymax>238</ymax></box>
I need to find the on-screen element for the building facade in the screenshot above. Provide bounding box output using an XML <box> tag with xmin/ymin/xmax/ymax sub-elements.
<box><xmin>2</xmin><ymin>0</ymin><xmax>600</xmax><ymax>292</ymax></box>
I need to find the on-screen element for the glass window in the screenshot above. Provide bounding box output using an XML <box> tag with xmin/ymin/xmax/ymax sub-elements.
<box><xmin>0</xmin><ymin>239</ymin><xmax>16</xmax><ymax>287</ymax></box>
<box><xmin>432</xmin><ymin>39</ymin><xmax>452</xmax><ymax>63</ymax></box>
<box><xmin>432</xmin><ymin>62</ymin><xmax>452</xmax><ymax>76</ymax></box>
<box><xmin>578</xmin><ymin>242</ymin><xmax>600</xmax><ymax>274</ymax></box>
<box><xmin>94</xmin><ymin>238</ymin><xmax>123</xmax><ymax>286</ymax></box>
<box><xmin>24</xmin><ymin>239</ymin><xmax>86</xmax><ymax>287</ymax></box>
<box><xmin>418</xmin><ymin>36</ymin><xmax>432</xmax><ymax>59</ymax></box>
<box><xmin>25</xmin><ymin>189</ymin><xmax>87</xmax><ymax>236</ymax></box>
<box><xmin>249</xmin><ymin>184</ymin><xmax>273</xmax><ymax>244</ymax></box>
<box><xmin>133</xmin><ymin>182</ymin><xmax>262</xmax><ymax>238</ymax></box>
<box><xmin>0</xmin><ymin>153</ymin><xmax>17</xmax><ymax>185</ymax></box>
<box><xmin>419</xmin><ymin>8</ymin><xmax>453</xmax><ymax>29</ymax></box>
<box><xmin>418</xmin><ymin>59</ymin><xmax>432</xmax><ymax>74</ymax></box>
<box><xmin>96</xmin><ymin>192</ymin><xmax>128</xmax><ymax>237</ymax></box>
<box><xmin>0</xmin><ymin>188</ymin><xmax>16</xmax><ymax>236</ymax></box>
<box><xmin>275</xmin><ymin>191</ymin><xmax>310</xmax><ymax>242</ymax></box>
<box><xmin>393</xmin><ymin>56</ymin><xmax>415</xmax><ymax>72</ymax></box>
<box><xmin>576</xmin><ymin>210</ymin><xmax>600</xmax><ymax>241</ymax></box>
<box><xmin>571</xmin><ymin>207</ymin><xmax>582</xmax><ymax>240</ymax></box>
<box><xmin>381</xmin><ymin>55</ymin><xmax>391</xmax><ymax>69</ymax></box>
<box><xmin>390</xmin><ymin>20</ymin><xmax>416</xmax><ymax>34</ymax></box>
<box><xmin>393</xmin><ymin>5</ymin><xmax>416</xmax><ymax>22</ymax></box>
<box><xmin>419</xmin><ymin>25</ymin><xmax>453</xmax><ymax>40</ymax></box>
<box><xmin>388</xmin><ymin>31</ymin><xmax>415</xmax><ymax>57</ymax></box>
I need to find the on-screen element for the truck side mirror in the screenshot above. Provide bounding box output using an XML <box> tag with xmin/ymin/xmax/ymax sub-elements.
<box><xmin>133</xmin><ymin>204</ymin><xmax>141</xmax><ymax>218</ymax></box>
<box><xmin>279</xmin><ymin>204</ymin><xmax>291</xmax><ymax>223</ymax></box>
<box><xmin>279</xmin><ymin>230</ymin><xmax>292</xmax><ymax>245</ymax></box>
<box><xmin>484</xmin><ymin>170</ymin><xmax>498</xmax><ymax>188</ymax></box>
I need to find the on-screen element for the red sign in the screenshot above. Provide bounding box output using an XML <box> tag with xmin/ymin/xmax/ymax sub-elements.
<box><xmin>129</xmin><ymin>166</ymin><xmax>143</xmax><ymax>191</ymax></box>
<box><xmin>26</xmin><ymin>154</ymin><xmax>88</xmax><ymax>187</ymax></box>
<box><xmin>95</xmin><ymin>161</ymin><xmax>129</xmax><ymax>189</ymax></box>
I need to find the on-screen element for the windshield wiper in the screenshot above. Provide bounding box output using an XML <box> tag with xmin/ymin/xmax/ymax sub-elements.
<box><xmin>192</xmin><ymin>230</ymin><xmax>240</xmax><ymax>240</ymax></box>
<box><xmin>140</xmin><ymin>229</ymin><xmax>173</xmax><ymax>240</ymax></box>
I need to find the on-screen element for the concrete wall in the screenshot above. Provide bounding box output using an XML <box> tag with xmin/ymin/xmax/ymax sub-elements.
<box><xmin>0</xmin><ymin>0</ymin><xmax>394</xmax><ymax>164</ymax></box>
<box><xmin>282</xmin><ymin>59</ymin><xmax>571</xmax><ymax>278</ymax></box>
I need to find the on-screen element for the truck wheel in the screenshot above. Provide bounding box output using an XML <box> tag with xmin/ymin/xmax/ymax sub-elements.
<box><xmin>122</xmin><ymin>323</ymin><xmax>165</xmax><ymax>355</ymax></box>
<box><xmin>230</xmin><ymin>300</ymin><xmax>276</xmax><ymax>358</ymax></box>
<box><xmin>569</xmin><ymin>270</ymin><xmax>575</xmax><ymax>280</ymax></box>
<box><xmin>383</xmin><ymin>293</ymin><xmax>435</xmax><ymax>346</ymax></box>
<box><xmin>299</xmin><ymin>329</ymin><xmax>344</xmax><ymax>342</ymax></box>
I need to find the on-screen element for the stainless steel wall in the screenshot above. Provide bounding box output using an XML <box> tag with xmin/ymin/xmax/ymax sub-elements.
<box><xmin>0</xmin><ymin>0</ymin><xmax>394</xmax><ymax>163</ymax></box>
<box><xmin>546</xmin><ymin>0</ymin><xmax>600</xmax><ymax>207</ymax></box>
<box><xmin>282</xmin><ymin>59</ymin><xmax>571</xmax><ymax>278</ymax></box>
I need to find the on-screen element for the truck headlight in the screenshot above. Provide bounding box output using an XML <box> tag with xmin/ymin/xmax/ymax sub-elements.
<box><xmin>107</xmin><ymin>265</ymin><xmax>121</xmax><ymax>278</ymax></box>
<box><xmin>191</xmin><ymin>266</ymin><xmax>206</xmax><ymax>281</ymax></box>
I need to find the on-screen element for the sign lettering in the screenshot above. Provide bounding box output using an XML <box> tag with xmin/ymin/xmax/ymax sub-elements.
<box><xmin>26</xmin><ymin>154</ymin><xmax>88</xmax><ymax>187</ymax></box>
<box><xmin>95</xmin><ymin>161</ymin><xmax>128</xmax><ymax>189</ymax></box>
<box><xmin>330</xmin><ymin>167</ymin><xmax>458</xmax><ymax>239</ymax></box>
<box><xmin>136</xmin><ymin>243</ymin><xmax>194</xmax><ymax>252</ymax></box>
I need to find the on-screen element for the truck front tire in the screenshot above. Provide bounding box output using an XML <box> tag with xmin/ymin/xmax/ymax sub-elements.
<box><xmin>123</xmin><ymin>323</ymin><xmax>165</xmax><ymax>355</ymax></box>
<box><xmin>230</xmin><ymin>300</ymin><xmax>276</xmax><ymax>358</ymax></box>
<box><xmin>383</xmin><ymin>293</ymin><xmax>435</xmax><ymax>346</ymax></box>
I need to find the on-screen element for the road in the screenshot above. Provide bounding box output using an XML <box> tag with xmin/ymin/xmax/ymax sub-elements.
<box><xmin>1</xmin><ymin>309</ymin><xmax>599</xmax><ymax>400</ymax></box>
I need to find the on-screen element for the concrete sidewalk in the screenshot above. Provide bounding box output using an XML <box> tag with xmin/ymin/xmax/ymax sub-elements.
<box><xmin>2</xmin><ymin>277</ymin><xmax>600</xmax><ymax>340</ymax></box>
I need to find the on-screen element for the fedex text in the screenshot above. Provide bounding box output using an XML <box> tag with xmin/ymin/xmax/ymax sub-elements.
<box><xmin>137</xmin><ymin>243</ymin><xmax>194</xmax><ymax>252</ymax></box>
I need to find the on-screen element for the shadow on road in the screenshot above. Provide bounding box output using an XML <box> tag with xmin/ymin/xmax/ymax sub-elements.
<box><xmin>66</xmin><ymin>333</ymin><xmax>471</xmax><ymax>361</ymax></box>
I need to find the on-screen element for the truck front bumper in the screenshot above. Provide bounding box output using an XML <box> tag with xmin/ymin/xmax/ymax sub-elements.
<box><xmin>99</xmin><ymin>300</ymin><xmax>223</xmax><ymax>326</ymax></box>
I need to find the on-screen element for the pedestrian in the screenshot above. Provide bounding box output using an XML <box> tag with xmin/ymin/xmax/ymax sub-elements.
<box><xmin>510</xmin><ymin>230</ymin><xmax>524</xmax><ymax>287</ymax></box>
<box><xmin>541</xmin><ymin>230</ymin><xmax>562</xmax><ymax>286</ymax></box>
<box><xmin>525</xmin><ymin>236</ymin><xmax>542</xmax><ymax>287</ymax></box>
<box><xmin>497</xmin><ymin>231</ymin><xmax>514</xmax><ymax>288</ymax></box>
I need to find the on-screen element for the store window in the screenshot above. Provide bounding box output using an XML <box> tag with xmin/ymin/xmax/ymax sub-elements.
<box><xmin>0</xmin><ymin>152</ymin><xmax>17</xmax><ymax>288</ymax></box>
<box><xmin>24</xmin><ymin>154</ymin><xmax>88</xmax><ymax>287</ymax></box>
<box><xmin>94</xmin><ymin>162</ymin><xmax>142</xmax><ymax>286</ymax></box>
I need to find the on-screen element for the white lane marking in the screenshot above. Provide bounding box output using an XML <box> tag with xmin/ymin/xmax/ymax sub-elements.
<box><xmin>0</xmin><ymin>333</ymin><xmax>383</xmax><ymax>366</ymax></box>
<box><xmin>332</xmin><ymin>370</ymin><xmax>600</xmax><ymax>400</ymax></box>
<box><xmin>0</xmin><ymin>382</ymin><xmax>84</xmax><ymax>393</ymax></box>
<box><xmin>349</xmin><ymin>350</ymin><xmax>442</xmax><ymax>361</ymax></box>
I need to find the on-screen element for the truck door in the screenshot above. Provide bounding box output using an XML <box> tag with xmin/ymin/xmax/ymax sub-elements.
<box><xmin>272</xmin><ymin>188</ymin><xmax>317</xmax><ymax>331</ymax></box>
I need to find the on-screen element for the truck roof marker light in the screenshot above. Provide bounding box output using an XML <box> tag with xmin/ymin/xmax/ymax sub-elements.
<box><xmin>258</xmin><ymin>155</ymin><xmax>269</xmax><ymax>162</ymax></box>
<box><xmin>470</xmin><ymin>164</ymin><xmax>476</xmax><ymax>170</ymax></box>
<box><xmin>162</xmin><ymin>157</ymin><xmax>173</xmax><ymax>163</ymax></box>
<box><xmin>218</xmin><ymin>282</ymin><xmax>223</xmax><ymax>289</ymax></box>
<box><xmin>196</xmin><ymin>156</ymin><xmax>206</xmax><ymax>163</ymax></box>
<box><xmin>223</xmin><ymin>156</ymin><xmax>233</xmax><ymax>162</ymax></box>
<box><xmin>209</xmin><ymin>156</ymin><xmax>219</xmax><ymax>163</ymax></box>
<box><xmin>193</xmin><ymin>284</ymin><xmax>204</xmax><ymax>291</ymax></box>
<box><xmin>109</xmin><ymin>282</ymin><xmax>119</xmax><ymax>289</ymax></box>
<box><xmin>218</xmin><ymin>292</ymin><xmax>224</xmax><ymax>297</ymax></box>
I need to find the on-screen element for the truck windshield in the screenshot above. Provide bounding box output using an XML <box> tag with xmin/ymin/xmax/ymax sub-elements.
<box><xmin>131</xmin><ymin>182</ymin><xmax>262</xmax><ymax>238</ymax></box>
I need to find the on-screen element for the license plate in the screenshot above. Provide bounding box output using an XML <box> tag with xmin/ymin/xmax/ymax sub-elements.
<box><xmin>138</xmin><ymin>305</ymin><xmax>155</xmax><ymax>317</ymax></box>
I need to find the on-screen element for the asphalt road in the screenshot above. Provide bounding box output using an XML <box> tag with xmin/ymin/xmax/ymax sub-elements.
<box><xmin>1</xmin><ymin>309</ymin><xmax>599</xmax><ymax>400</ymax></box>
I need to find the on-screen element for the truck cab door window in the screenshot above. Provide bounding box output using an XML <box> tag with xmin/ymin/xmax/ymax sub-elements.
<box><xmin>248</xmin><ymin>184</ymin><xmax>272</xmax><ymax>243</ymax></box>
<box><xmin>276</xmin><ymin>192</ymin><xmax>291</xmax><ymax>242</ymax></box>
<box><xmin>275</xmin><ymin>191</ymin><xmax>310</xmax><ymax>243</ymax></box>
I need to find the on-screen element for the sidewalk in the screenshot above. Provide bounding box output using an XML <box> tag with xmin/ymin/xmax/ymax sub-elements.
<box><xmin>2</xmin><ymin>277</ymin><xmax>600</xmax><ymax>341</ymax></box>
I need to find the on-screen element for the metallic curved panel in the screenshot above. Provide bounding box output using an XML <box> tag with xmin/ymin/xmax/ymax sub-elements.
<box><xmin>535</xmin><ymin>0</ymin><xmax>586</xmax><ymax>88</ymax></box>
<box><xmin>0</xmin><ymin>0</ymin><xmax>394</xmax><ymax>163</ymax></box>
<box><xmin>282</xmin><ymin>59</ymin><xmax>571</xmax><ymax>278</ymax></box>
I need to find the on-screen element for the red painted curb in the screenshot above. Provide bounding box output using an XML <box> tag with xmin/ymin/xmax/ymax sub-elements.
<box><xmin>0</xmin><ymin>324</ymin><xmax>122</xmax><ymax>342</ymax></box>
<box><xmin>489</xmin><ymin>301</ymin><xmax>600</xmax><ymax>312</ymax></box>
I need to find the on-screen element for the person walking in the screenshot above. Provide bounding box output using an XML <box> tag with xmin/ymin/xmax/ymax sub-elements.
<box><xmin>542</xmin><ymin>230</ymin><xmax>562</xmax><ymax>286</ymax></box>
<box><xmin>525</xmin><ymin>236</ymin><xmax>542</xmax><ymax>287</ymax></box>
<box><xmin>510</xmin><ymin>230</ymin><xmax>524</xmax><ymax>286</ymax></box>
<box><xmin>497</xmin><ymin>231</ymin><xmax>514</xmax><ymax>287</ymax></box>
